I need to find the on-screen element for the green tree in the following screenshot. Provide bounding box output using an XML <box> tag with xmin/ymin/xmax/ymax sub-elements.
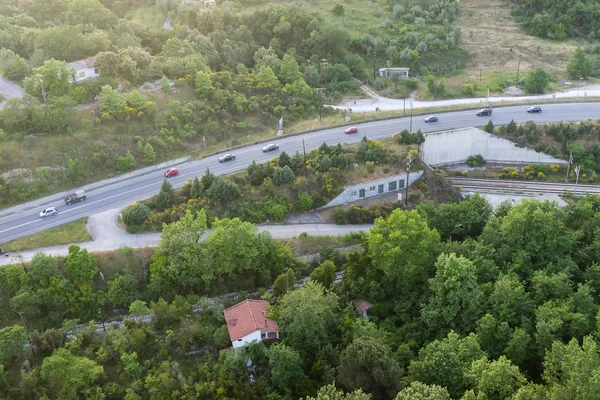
<box><xmin>278</xmin><ymin>151</ymin><xmax>291</xmax><ymax>167</ymax></box>
<box><xmin>421</xmin><ymin>253</ymin><xmax>483</xmax><ymax>335</ymax></box>
<box><xmin>338</xmin><ymin>335</ymin><xmax>402</xmax><ymax>398</ymax></box>
<box><xmin>409</xmin><ymin>331</ymin><xmax>485</xmax><ymax>398</ymax></box>
<box><xmin>297</xmin><ymin>191</ymin><xmax>313</xmax><ymax>211</ymax></box>
<box><xmin>0</xmin><ymin>325</ymin><xmax>27</xmax><ymax>364</ymax></box>
<box><xmin>195</xmin><ymin>70</ymin><xmax>214</xmax><ymax>97</ymax></box>
<box><xmin>143</xmin><ymin>143</ymin><xmax>156</xmax><ymax>164</ymax></box>
<box><xmin>99</xmin><ymin>85</ymin><xmax>126</xmax><ymax>117</ymax></box>
<box><xmin>206</xmin><ymin>177</ymin><xmax>241</xmax><ymax>204</ymax></box>
<box><xmin>468</xmin><ymin>356</ymin><xmax>526</xmax><ymax>400</ymax></box>
<box><xmin>65</xmin><ymin>245</ymin><xmax>98</xmax><ymax>286</ymax></box>
<box><xmin>279</xmin><ymin>51</ymin><xmax>303</xmax><ymax>84</ymax></box>
<box><xmin>161</xmin><ymin>75</ymin><xmax>171</xmax><ymax>93</ymax></box>
<box><xmin>567</xmin><ymin>48</ymin><xmax>593</xmax><ymax>79</ymax></box>
<box><xmin>107</xmin><ymin>269</ymin><xmax>141</xmax><ymax>309</ymax></box>
<box><xmin>275</xmin><ymin>281</ymin><xmax>340</xmax><ymax>359</ymax></box>
<box><xmin>129</xmin><ymin>299</ymin><xmax>151</xmax><ymax>316</ymax></box>
<box><xmin>303</xmin><ymin>384</ymin><xmax>371</xmax><ymax>400</ymax></box>
<box><xmin>332</xmin><ymin>3</ymin><xmax>345</xmax><ymax>16</ymax></box>
<box><xmin>0</xmin><ymin>49</ymin><xmax>29</xmax><ymax>81</ymax></box>
<box><xmin>310</xmin><ymin>260</ymin><xmax>336</xmax><ymax>289</ymax></box>
<box><xmin>23</xmin><ymin>59</ymin><xmax>74</xmax><ymax>102</ymax></box>
<box><xmin>40</xmin><ymin>347</ymin><xmax>104</xmax><ymax>399</ymax></box>
<box><xmin>155</xmin><ymin>179</ymin><xmax>175</xmax><ymax>210</ymax></box>
<box><xmin>66</xmin><ymin>0</ymin><xmax>117</xmax><ymax>29</ymax></box>
<box><xmin>394</xmin><ymin>382</ymin><xmax>450</xmax><ymax>400</ymax></box>
<box><xmin>273</xmin><ymin>269</ymin><xmax>296</xmax><ymax>297</ymax></box>
<box><xmin>483</xmin><ymin>120</ymin><xmax>494</xmax><ymax>133</ymax></box>
<box><xmin>268</xmin><ymin>343</ymin><xmax>306</xmax><ymax>396</ymax></box>
<box><xmin>116</xmin><ymin>151</ymin><xmax>137</xmax><ymax>171</ymax></box>
<box><xmin>123</xmin><ymin>203</ymin><xmax>151</xmax><ymax>226</ymax></box>
<box><xmin>65</xmin><ymin>158</ymin><xmax>84</xmax><ymax>185</ymax></box>
<box><xmin>524</xmin><ymin>68</ymin><xmax>552</xmax><ymax>94</ymax></box>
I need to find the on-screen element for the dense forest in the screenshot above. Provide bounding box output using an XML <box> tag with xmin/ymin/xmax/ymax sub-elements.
<box><xmin>4</xmin><ymin>192</ymin><xmax>600</xmax><ymax>399</ymax></box>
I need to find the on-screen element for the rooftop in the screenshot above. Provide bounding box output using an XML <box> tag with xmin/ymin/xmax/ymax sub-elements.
<box><xmin>67</xmin><ymin>56</ymin><xmax>97</xmax><ymax>71</ymax></box>
<box><xmin>379</xmin><ymin>67</ymin><xmax>409</xmax><ymax>71</ymax></box>
<box><xmin>353</xmin><ymin>298</ymin><xmax>373</xmax><ymax>314</ymax></box>
<box><xmin>224</xmin><ymin>299</ymin><xmax>279</xmax><ymax>341</ymax></box>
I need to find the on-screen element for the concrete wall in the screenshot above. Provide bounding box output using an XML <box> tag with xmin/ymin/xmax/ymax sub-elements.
<box><xmin>322</xmin><ymin>171</ymin><xmax>424</xmax><ymax>208</ymax></box>
<box><xmin>232</xmin><ymin>330</ymin><xmax>262</xmax><ymax>349</ymax></box>
<box><xmin>420</xmin><ymin>127</ymin><xmax>567</xmax><ymax>166</ymax></box>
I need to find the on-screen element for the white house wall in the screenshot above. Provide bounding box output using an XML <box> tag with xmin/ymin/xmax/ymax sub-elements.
<box><xmin>232</xmin><ymin>330</ymin><xmax>262</xmax><ymax>349</ymax></box>
<box><xmin>322</xmin><ymin>171</ymin><xmax>424</xmax><ymax>208</ymax></box>
<box><xmin>420</xmin><ymin>127</ymin><xmax>568</xmax><ymax>166</ymax></box>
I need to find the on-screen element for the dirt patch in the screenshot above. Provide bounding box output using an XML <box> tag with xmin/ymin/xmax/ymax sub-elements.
<box><xmin>2</xmin><ymin>168</ymin><xmax>33</xmax><ymax>182</ymax></box>
<box><xmin>457</xmin><ymin>0</ymin><xmax>578</xmax><ymax>75</ymax></box>
<box><xmin>318</xmin><ymin>191</ymin><xmax>407</xmax><ymax>221</ymax></box>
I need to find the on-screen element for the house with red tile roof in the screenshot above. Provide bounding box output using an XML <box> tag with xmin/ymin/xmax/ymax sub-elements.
<box><xmin>353</xmin><ymin>298</ymin><xmax>372</xmax><ymax>318</ymax></box>
<box><xmin>224</xmin><ymin>299</ymin><xmax>279</xmax><ymax>349</ymax></box>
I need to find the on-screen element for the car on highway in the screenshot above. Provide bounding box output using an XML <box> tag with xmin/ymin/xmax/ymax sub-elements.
<box><xmin>262</xmin><ymin>143</ymin><xmax>279</xmax><ymax>153</ymax></box>
<box><xmin>64</xmin><ymin>190</ymin><xmax>86</xmax><ymax>205</ymax></box>
<box><xmin>476</xmin><ymin>108</ymin><xmax>493</xmax><ymax>116</ymax></box>
<box><xmin>527</xmin><ymin>106</ymin><xmax>542</xmax><ymax>113</ymax></box>
<box><xmin>345</xmin><ymin>127</ymin><xmax>358</xmax><ymax>134</ymax></box>
<box><xmin>219</xmin><ymin>153</ymin><xmax>235</xmax><ymax>163</ymax></box>
<box><xmin>39</xmin><ymin>207</ymin><xmax>58</xmax><ymax>218</ymax></box>
<box><xmin>424</xmin><ymin>115</ymin><xmax>439</xmax><ymax>123</ymax></box>
<box><xmin>164</xmin><ymin>168</ymin><xmax>179</xmax><ymax>177</ymax></box>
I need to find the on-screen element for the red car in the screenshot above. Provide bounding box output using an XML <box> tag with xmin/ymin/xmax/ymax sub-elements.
<box><xmin>345</xmin><ymin>127</ymin><xmax>358</xmax><ymax>134</ymax></box>
<box><xmin>164</xmin><ymin>168</ymin><xmax>179</xmax><ymax>177</ymax></box>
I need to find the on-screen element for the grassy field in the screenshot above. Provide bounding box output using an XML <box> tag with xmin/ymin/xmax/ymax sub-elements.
<box><xmin>282</xmin><ymin>233</ymin><xmax>364</xmax><ymax>257</ymax></box>
<box><xmin>2</xmin><ymin>218</ymin><xmax>91</xmax><ymax>252</ymax></box>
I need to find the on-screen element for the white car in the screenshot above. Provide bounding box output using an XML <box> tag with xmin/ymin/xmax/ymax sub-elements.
<box><xmin>262</xmin><ymin>143</ymin><xmax>279</xmax><ymax>153</ymax></box>
<box><xmin>39</xmin><ymin>207</ymin><xmax>58</xmax><ymax>218</ymax></box>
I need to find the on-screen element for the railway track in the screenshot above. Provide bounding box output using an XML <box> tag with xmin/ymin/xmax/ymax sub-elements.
<box><xmin>450</xmin><ymin>177</ymin><xmax>600</xmax><ymax>195</ymax></box>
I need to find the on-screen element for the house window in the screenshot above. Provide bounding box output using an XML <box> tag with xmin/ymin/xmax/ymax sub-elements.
<box><xmin>389</xmin><ymin>181</ymin><xmax>397</xmax><ymax>191</ymax></box>
<box><xmin>399</xmin><ymin>179</ymin><xmax>405</xmax><ymax>189</ymax></box>
<box><xmin>369</xmin><ymin>186</ymin><xmax>375</xmax><ymax>192</ymax></box>
<box><xmin>94</xmin><ymin>68</ymin><xmax>99</xmax><ymax>74</ymax></box>
<box><xmin>78</xmin><ymin>71</ymin><xmax>85</xmax><ymax>78</ymax></box>
<box><xmin>359</xmin><ymin>189</ymin><xmax>366</xmax><ymax>198</ymax></box>
<box><xmin>378</xmin><ymin>184</ymin><xmax>384</xmax><ymax>194</ymax></box>
<box><xmin>351</xmin><ymin>191</ymin><xmax>357</xmax><ymax>196</ymax></box>
<box><xmin>237</xmin><ymin>339</ymin><xmax>242</xmax><ymax>341</ymax></box>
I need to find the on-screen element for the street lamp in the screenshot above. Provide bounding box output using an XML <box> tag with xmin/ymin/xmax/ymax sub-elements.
<box><xmin>578</xmin><ymin>77</ymin><xmax>583</xmax><ymax>100</ymax></box>
<box><xmin>403</xmin><ymin>91</ymin><xmax>407</xmax><ymax>115</ymax></box>
<box><xmin>320</xmin><ymin>59</ymin><xmax>328</xmax><ymax>96</ymax></box>
<box><xmin>405</xmin><ymin>152</ymin><xmax>415</xmax><ymax>206</ymax></box>
<box><xmin>38</xmin><ymin>75</ymin><xmax>47</xmax><ymax>104</ymax></box>
<box><xmin>409</xmin><ymin>100</ymin><xmax>414</xmax><ymax>133</ymax></box>
<box><xmin>17</xmin><ymin>311</ymin><xmax>35</xmax><ymax>355</ymax></box>
<box><xmin>372</xmin><ymin>50</ymin><xmax>377</xmax><ymax>81</ymax></box>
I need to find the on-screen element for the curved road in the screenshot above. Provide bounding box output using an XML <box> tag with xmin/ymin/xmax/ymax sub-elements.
<box><xmin>0</xmin><ymin>102</ymin><xmax>598</xmax><ymax>243</ymax></box>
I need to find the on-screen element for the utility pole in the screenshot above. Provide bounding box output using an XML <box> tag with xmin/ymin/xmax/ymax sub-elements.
<box><xmin>38</xmin><ymin>76</ymin><xmax>47</xmax><ymax>104</ymax></box>
<box><xmin>306</xmin><ymin>59</ymin><xmax>311</xmax><ymax>83</ymax></box>
<box><xmin>574</xmin><ymin>165</ymin><xmax>581</xmax><ymax>195</ymax></box>
<box><xmin>405</xmin><ymin>152</ymin><xmax>414</xmax><ymax>206</ymax></box>
<box><xmin>373</xmin><ymin>50</ymin><xmax>377</xmax><ymax>81</ymax></box>
<box><xmin>302</xmin><ymin>138</ymin><xmax>307</xmax><ymax>178</ymax></box>
<box><xmin>203</xmin><ymin>136</ymin><xmax>206</xmax><ymax>152</ymax></box>
<box><xmin>409</xmin><ymin>100</ymin><xmax>414</xmax><ymax>133</ymax></box>
<box><xmin>403</xmin><ymin>91</ymin><xmax>406</xmax><ymax>115</ymax></box>
<box><xmin>479</xmin><ymin>67</ymin><xmax>482</xmax><ymax>85</ymax></box>
<box><xmin>515</xmin><ymin>53</ymin><xmax>523</xmax><ymax>88</ymax></box>
<box><xmin>17</xmin><ymin>312</ymin><xmax>35</xmax><ymax>355</ymax></box>
<box><xmin>565</xmin><ymin>150</ymin><xmax>573</xmax><ymax>182</ymax></box>
<box><xmin>321</xmin><ymin>59</ymin><xmax>328</xmax><ymax>96</ymax></box>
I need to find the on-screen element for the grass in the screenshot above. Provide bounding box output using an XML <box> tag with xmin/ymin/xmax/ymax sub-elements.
<box><xmin>2</xmin><ymin>218</ymin><xmax>92</xmax><ymax>252</ymax></box>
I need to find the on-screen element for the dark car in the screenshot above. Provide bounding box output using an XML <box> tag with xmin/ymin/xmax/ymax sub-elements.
<box><xmin>476</xmin><ymin>108</ymin><xmax>493</xmax><ymax>116</ymax></box>
<box><xmin>262</xmin><ymin>143</ymin><xmax>279</xmax><ymax>153</ymax></box>
<box><xmin>527</xmin><ymin>106</ymin><xmax>542</xmax><ymax>113</ymax></box>
<box><xmin>345</xmin><ymin>127</ymin><xmax>358</xmax><ymax>134</ymax></box>
<box><xmin>164</xmin><ymin>168</ymin><xmax>179</xmax><ymax>177</ymax></box>
<box><xmin>424</xmin><ymin>115</ymin><xmax>438</xmax><ymax>123</ymax></box>
<box><xmin>219</xmin><ymin>153</ymin><xmax>235</xmax><ymax>163</ymax></box>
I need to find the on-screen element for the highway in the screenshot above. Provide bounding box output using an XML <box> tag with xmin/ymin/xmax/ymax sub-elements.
<box><xmin>0</xmin><ymin>102</ymin><xmax>599</xmax><ymax>243</ymax></box>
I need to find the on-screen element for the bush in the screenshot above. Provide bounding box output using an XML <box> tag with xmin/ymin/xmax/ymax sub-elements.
<box><xmin>466</xmin><ymin>154</ymin><xmax>485</xmax><ymax>167</ymax></box>
<box><xmin>365</xmin><ymin>161</ymin><xmax>376</xmax><ymax>173</ymax></box>
<box><xmin>206</xmin><ymin>178</ymin><xmax>241</xmax><ymax>204</ymax></box>
<box><xmin>116</xmin><ymin>151</ymin><xmax>137</xmax><ymax>171</ymax></box>
<box><xmin>483</xmin><ymin>120</ymin><xmax>494</xmax><ymax>133</ymax></box>
<box><xmin>123</xmin><ymin>203</ymin><xmax>151</xmax><ymax>226</ymax></box>
<box><xmin>297</xmin><ymin>191</ymin><xmax>313</xmax><ymax>211</ymax></box>
<box><xmin>143</xmin><ymin>143</ymin><xmax>156</xmax><ymax>164</ymax></box>
<box><xmin>332</xmin><ymin>207</ymin><xmax>348</xmax><ymax>224</ymax></box>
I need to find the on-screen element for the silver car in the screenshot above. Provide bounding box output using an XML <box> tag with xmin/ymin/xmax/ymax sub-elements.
<box><xmin>40</xmin><ymin>207</ymin><xmax>58</xmax><ymax>218</ymax></box>
<box><xmin>219</xmin><ymin>153</ymin><xmax>235</xmax><ymax>163</ymax></box>
<box><xmin>262</xmin><ymin>143</ymin><xmax>279</xmax><ymax>153</ymax></box>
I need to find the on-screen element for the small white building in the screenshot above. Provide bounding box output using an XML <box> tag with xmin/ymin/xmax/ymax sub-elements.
<box><xmin>67</xmin><ymin>56</ymin><xmax>100</xmax><ymax>83</ymax></box>
<box><xmin>224</xmin><ymin>299</ymin><xmax>279</xmax><ymax>349</ymax></box>
<box><xmin>379</xmin><ymin>67</ymin><xmax>409</xmax><ymax>79</ymax></box>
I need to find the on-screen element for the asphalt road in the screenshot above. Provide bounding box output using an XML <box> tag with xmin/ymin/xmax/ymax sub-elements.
<box><xmin>0</xmin><ymin>102</ymin><xmax>598</xmax><ymax>243</ymax></box>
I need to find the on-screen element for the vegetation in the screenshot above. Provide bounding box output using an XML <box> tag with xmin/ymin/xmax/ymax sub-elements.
<box><xmin>2</xmin><ymin>218</ymin><xmax>91</xmax><ymax>252</ymax></box>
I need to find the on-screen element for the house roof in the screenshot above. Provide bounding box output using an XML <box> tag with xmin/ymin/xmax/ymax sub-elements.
<box><xmin>224</xmin><ymin>299</ymin><xmax>279</xmax><ymax>341</ymax></box>
<box><xmin>379</xmin><ymin>67</ymin><xmax>409</xmax><ymax>71</ymax></box>
<box><xmin>353</xmin><ymin>298</ymin><xmax>372</xmax><ymax>314</ymax></box>
<box><xmin>67</xmin><ymin>56</ymin><xmax>97</xmax><ymax>71</ymax></box>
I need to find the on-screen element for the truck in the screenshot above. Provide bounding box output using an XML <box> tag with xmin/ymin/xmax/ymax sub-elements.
<box><xmin>64</xmin><ymin>190</ymin><xmax>86</xmax><ymax>205</ymax></box>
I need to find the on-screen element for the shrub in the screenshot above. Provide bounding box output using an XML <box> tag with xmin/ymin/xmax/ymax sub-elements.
<box><xmin>297</xmin><ymin>191</ymin><xmax>313</xmax><ymax>211</ymax></box>
<box><xmin>466</xmin><ymin>154</ymin><xmax>485</xmax><ymax>167</ymax></box>
<box><xmin>123</xmin><ymin>203</ymin><xmax>151</xmax><ymax>226</ymax></box>
<box><xmin>365</xmin><ymin>161</ymin><xmax>376</xmax><ymax>173</ymax></box>
<box><xmin>483</xmin><ymin>120</ymin><xmax>494</xmax><ymax>133</ymax></box>
<box><xmin>116</xmin><ymin>151</ymin><xmax>137</xmax><ymax>171</ymax></box>
<box><xmin>332</xmin><ymin>207</ymin><xmax>348</xmax><ymax>224</ymax></box>
<box><xmin>206</xmin><ymin>178</ymin><xmax>241</xmax><ymax>204</ymax></box>
<box><xmin>143</xmin><ymin>143</ymin><xmax>156</xmax><ymax>163</ymax></box>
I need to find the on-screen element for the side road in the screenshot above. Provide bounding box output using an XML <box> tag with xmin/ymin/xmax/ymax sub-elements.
<box><xmin>0</xmin><ymin>208</ymin><xmax>373</xmax><ymax>265</ymax></box>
